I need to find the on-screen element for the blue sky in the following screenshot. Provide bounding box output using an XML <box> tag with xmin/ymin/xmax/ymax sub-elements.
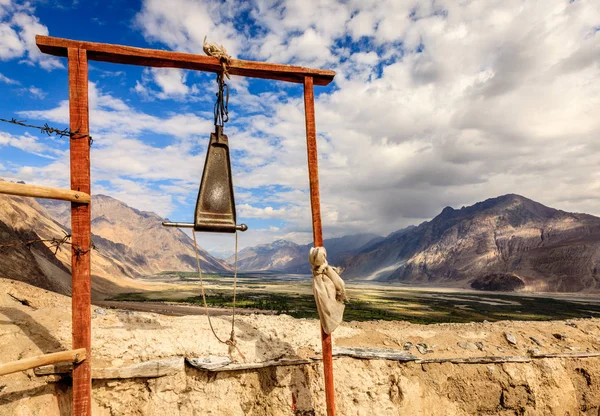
<box><xmin>1</xmin><ymin>0</ymin><xmax>599</xmax><ymax>257</ymax></box>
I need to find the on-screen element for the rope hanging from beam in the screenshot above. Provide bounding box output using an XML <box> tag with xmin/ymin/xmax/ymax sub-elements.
<box><xmin>191</xmin><ymin>231</ymin><xmax>245</xmax><ymax>361</ymax></box>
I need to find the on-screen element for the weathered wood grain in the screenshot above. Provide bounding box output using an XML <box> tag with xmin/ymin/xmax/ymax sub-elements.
<box><xmin>418</xmin><ymin>356</ymin><xmax>532</xmax><ymax>364</ymax></box>
<box><xmin>186</xmin><ymin>356</ymin><xmax>312</xmax><ymax>372</ymax></box>
<box><xmin>0</xmin><ymin>348</ymin><xmax>86</xmax><ymax>377</ymax></box>
<box><xmin>35</xmin><ymin>357</ymin><xmax>184</xmax><ymax>379</ymax></box>
<box><xmin>0</xmin><ymin>181</ymin><xmax>91</xmax><ymax>203</ymax></box>
<box><xmin>304</xmin><ymin>75</ymin><xmax>335</xmax><ymax>416</ymax></box>
<box><xmin>68</xmin><ymin>47</ymin><xmax>92</xmax><ymax>416</ymax></box>
<box><xmin>36</xmin><ymin>35</ymin><xmax>335</xmax><ymax>86</ymax></box>
<box><xmin>532</xmin><ymin>352</ymin><xmax>600</xmax><ymax>359</ymax></box>
<box><xmin>330</xmin><ymin>347</ymin><xmax>418</xmax><ymax>362</ymax></box>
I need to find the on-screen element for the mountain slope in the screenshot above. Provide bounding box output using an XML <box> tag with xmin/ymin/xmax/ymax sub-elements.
<box><xmin>40</xmin><ymin>195</ymin><xmax>231</xmax><ymax>275</ymax></box>
<box><xmin>0</xmin><ymin>193</ymin><xmax>147</xmax><ymax>297</ymax></box>
<box><xmin>0</xmin><ymin>194</ymin><xmax>73</xmax><ymax>295</ymax></box>
<box><xmin>230</xmin><ymin>233</ymin><xmax>383</xmax><ymax>273</ymax></box>
<box><xmin>231</xmin><ymin>240</ymin><xmax>306</xmax><ymax>272</ymax></box>
<box><xmin>342</xmin><ymin>194</ymin><xmax>600</xmax><ymax>292</ymax></box>
<box><xmin>0</xmin><ymin>188</ymin><xmax>231</xmax><ymax>298</ymax></box>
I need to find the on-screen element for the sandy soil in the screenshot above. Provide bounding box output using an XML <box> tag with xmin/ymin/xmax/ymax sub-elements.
<box><xmin>1</xmin><ymin>278</ymin><xmax>600</xmax><ymax>415</ymax></box>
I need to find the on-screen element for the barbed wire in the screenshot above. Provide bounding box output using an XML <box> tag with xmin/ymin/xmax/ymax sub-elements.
<box><xmin>0</xmin><ymin>232</ymin><xmax>97</xmax><ymax>258</ymax></box>
<box><xmin>0</xmin><ymin>117</ymin><xmax>93</xmax><ymax>146</ymax></box>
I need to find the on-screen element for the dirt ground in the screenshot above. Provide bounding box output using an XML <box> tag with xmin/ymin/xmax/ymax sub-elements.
<box><xmin>1</xmin><ymin>278</ymin><xmax>600</xmax><ymax>415</ymax></box>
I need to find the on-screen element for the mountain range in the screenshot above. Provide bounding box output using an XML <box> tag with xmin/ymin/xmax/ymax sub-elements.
<box><xmin>228</xmin><ymin>233</ymin><xmax>384</xmax><ymax>273</ymax></box>
<box><xmin>228</xmin><ymin>194</ymin><xmax>600</xmax><ymax>292</ymax></box>
<box><xmin>1</xmin><ymin>182</ymin><xmax>599</xmax><ymax>294</ymax></box>
<box><xmin>341</xmin><ymin>194</ymin><xmax>600</xmax><ymax>292</ymax></box>
<box><xmin>0</xmin><ymin>187</ymin><xmax>229</xmax><ymax>298</ymax></box>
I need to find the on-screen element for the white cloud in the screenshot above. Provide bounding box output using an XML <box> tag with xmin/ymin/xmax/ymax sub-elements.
<box><xmin>135</xmin><ymin>0</ymin><xmax>245</xmax><ymax>56</ymax></box>
<box><xmin>27</xmin><ymin>86</ymin><xmax>45</xmax><ymax>98</ymax></box>
<box><xmin>21</xmin><ymin>82</ymin><xmax>214</xmax><ymax>138</ymax></box>
<box><xmin>0</xmin><ymin>131</ymin><xmax>64</xmax><ymax>159</ymax></box>
<box><xmin>94</xmin><ymin>178</ymin><xmax>175</xmax><ymax>218</ymax></box>
<box><xmin>0</xmin><ymin>72</ymin><xmax>19</xmax><ymax>84</ymax></box>
<box><xmin>0</xmin><ymin>2</ymin><xmax>63</xmax><ymax>70</ymax></box>
<box><xmin>133</xmin><ymin>67</ymin><xmax>201</xmax><ymax>101</ymax></box>
<box><xmin>5</xmin><ymin>0</ymin><xmax>600</xmax><ymax>251</ymax></box>
<box><xmin>0</xmin><ymin>22</ymin><xmax>24</xmax><ymax>59</ymax></box>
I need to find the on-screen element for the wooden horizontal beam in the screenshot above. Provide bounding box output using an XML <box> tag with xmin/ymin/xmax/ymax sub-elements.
<box><xmin>0</xmin><ymin>182</ymin><xmax>91</xmax><ymax>204</ymax></box>
<box><xmin>35</xmin><ymin>357</ymin><xmax>184</xmax><ymax>379</ymax></box>
<box><xmin>36</xmin><ymin>35</ymin><xmax>336</xmax><ymax>86</ymax></box>
<box><xmin>0</xmin><ymin>348</ymin><xmax>86</xmax><ymax>377</ymax></box>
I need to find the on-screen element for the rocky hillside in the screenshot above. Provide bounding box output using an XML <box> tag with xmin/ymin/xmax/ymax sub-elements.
<box><xmin>231</xmin><ymin>239</ymin><xmax>306</xmax><ymax>272</ymax></box>
<box><xmin>0</xmin><ymin>191</ymin><xmax>230</xmax><ymax>298</ymax></box>
<box><xmin>230</xmin><ymin>233</ymin><xmax>382</xmax><ymax>273</ymax></box>
<box><xmin>0</xmin><ymin>194</ymin><xmax>73</xmax><ymax>295</ymax></box>
<box><xmin>40</xmin><ymin>195</ymin><xmax>230</xmax><ymax>275</ymax></box>
<box><xmin>2</xmin><ymin>278</ymin><xmax>600</xmax><ymax>416</ymax></box>
<box><xmin>342</xmin><ymin>194</ymin><xmax>600</xmax><ymax>292</ymax></box>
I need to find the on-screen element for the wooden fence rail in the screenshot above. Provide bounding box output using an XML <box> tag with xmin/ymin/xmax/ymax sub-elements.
<box><xmin>0</xmin><ymin>348</ymin><xmax>87</xmax><ymax>377</ymax></box>
<box><xmin>0</xmin><ymin>182</ymin><xmax>91</xmax><ymax>204</ymax></box>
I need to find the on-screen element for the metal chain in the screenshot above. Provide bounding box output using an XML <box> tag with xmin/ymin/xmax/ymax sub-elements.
<box><xmin>191</xmin><ymin>230</ymin><xmax>244</xmax><ymax>360</ymax></box>
<box><xmin>213</xmin><ymin>73</ymin><xmax>229</xmax><ymax>127</ymax></box>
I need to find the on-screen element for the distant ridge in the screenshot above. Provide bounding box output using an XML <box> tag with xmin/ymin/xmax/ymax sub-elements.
<box><xmin>341</xmin><ymin>194</ymin><xmax>600</xmax><ymax>292</ymax></box>
<box><xmin>0</xmin><ymin>190</ymin><xmax>230</xmax><ymax>299</ymax></box>
<box><xmin>229</xmin><ymin>233</ymin><xmax>384</xmax><ymax>273</ymax></box>
<box><xmin>3</xmin><ymin>189</ymin><xmax>599</xmax><ymax>294</ymax></box>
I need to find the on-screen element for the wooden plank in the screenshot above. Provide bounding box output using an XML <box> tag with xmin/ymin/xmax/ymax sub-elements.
<box><xmin>68</xmin><ymin>47</ymin><xmax>92</xmax><ymax>416</ymax></box>
<box><xmin>331</xmin><ymin>347</ymin><xmax>418</xmax><ymax>362</ymax></box>
<box><xmin>35</xmin><ymin>357</ymin><xmax>184</xmax><ymax>379</ymax></box>
<box><xmin>36</xmin><ymin>35</ymin><xmax>335</xmax><ymax>86</ymax></box>
<box><xmin>304</xmin><ymin>75</ymin><xmax>335</xmax><ymax>416</ymax></box>
<box><xmin>93</xmin><ymin>357</ymin><xmax>183</xmax><ymax>379</ymax></box>
<box><xmin>0</xmin><ymin>348</ymin><xmax>86</xmax><ymax>377</ymax></box>
<box><xmin>418</xmin><ymin>356</ymin><xmax>532</xmax><ymax>364</ymax></box>
<box><xmin>532</xmin><ymin>352</ymin><xmax>600</xmax><ymax>359</ymax></box>
<box><xmin>186</xmin><ymin>356</ymin><xmax>313</xmax><ymax>372</ymax></box>
<box><xmin>304</xmin><ymin>76</ymin><xmax>324</xmax><ymax>247</ymax></box>
<box><xmin>0</xmin><ymin>181</ymin><xmax>91</xmax><ymax>203</ymax></box>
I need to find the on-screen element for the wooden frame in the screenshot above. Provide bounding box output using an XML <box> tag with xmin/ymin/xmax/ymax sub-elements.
<box><xmin>36</xmin><ymin>36</ymin><xmax>335</xmax><ymax>86</ymax></box>
<box><xmin>0</xmin><ymin>348</ymin><xmax>86</xmax><ymax>377</ymax></box>
<box><xmin>0</xmin><ymin>182</ymin><xmax>90</xmax><ymax>204</ymax></box>
<box><xmin>34</xmin><ymin>35</ymin><xmax>337</xmax><ymax>416</ymax></box>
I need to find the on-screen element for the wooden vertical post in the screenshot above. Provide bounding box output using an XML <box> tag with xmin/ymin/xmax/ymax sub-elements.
<box><xmin>303</xmin><ymin>75</ymin><xmax>335</xmax><ymax>416</ymax></box>
<box><xmin>68</xmin><ymin>47</ymin><xmax>92</xmax><ymax>416</ymax></box>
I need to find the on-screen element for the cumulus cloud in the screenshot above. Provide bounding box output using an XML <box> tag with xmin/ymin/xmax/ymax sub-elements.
<box><xmin>0</xmin><ymin>2</ymin><xmax>63</xmax><ymax>70</ymax></box>
<box><xmin>0</xmin><ymin>131</ymin><xmax>64</xmax><ymax>159</ymax></box>
<box><xmin>15</xmin><ymin>83</ymin><xmax>216</xmax><ymax>217</ymax></box>
<box><xmin>133</xmin><ymin>68</ymin><xmax>202</xmax><ymax>101</ymax></box>
<box><xmin>6</xmin><ymin>0</ymin><xmax>600</xmax><ymax>251</ymax></box>
<box><xmin>132</xmin><ymin>0</ymin><xmax>600</xmax><ymax>238</ymax></box>
<box><xmin>134</xmin><ymin>0</ymin><xmax>246</xmax><ymax>56</ymax></box>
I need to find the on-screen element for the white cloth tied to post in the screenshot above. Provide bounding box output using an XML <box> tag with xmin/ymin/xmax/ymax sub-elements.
<box><xmin>309</xmin><ymin>247</ymin><xmax>348</xmax><ymax>334</ymax></box>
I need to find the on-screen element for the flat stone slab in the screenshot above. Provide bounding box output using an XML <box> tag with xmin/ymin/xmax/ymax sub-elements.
<box><xmin>331</xmin><ymin>347</ymin><xmax>418</xmax><ymax>362</ymax></box>
<box><xmin>35</xmin><ymin>357</ymin><xmax>184</xmax><ymax>379</ymax></box>
<box><xmin>186</xmin><ymin>356</ymin><xmax>312</xmax><ymax>372</ymax></box>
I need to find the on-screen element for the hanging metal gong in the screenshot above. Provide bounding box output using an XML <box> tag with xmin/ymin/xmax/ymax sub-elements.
<box><xmin>194</xmin><ymin>125</ymin><xmax>238</xmax><ymax>233</ymax></box>
<box><xmin>162</xmin><ymin>72</ymin><xmax>247</xmax><ymax>233</ymax></box>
